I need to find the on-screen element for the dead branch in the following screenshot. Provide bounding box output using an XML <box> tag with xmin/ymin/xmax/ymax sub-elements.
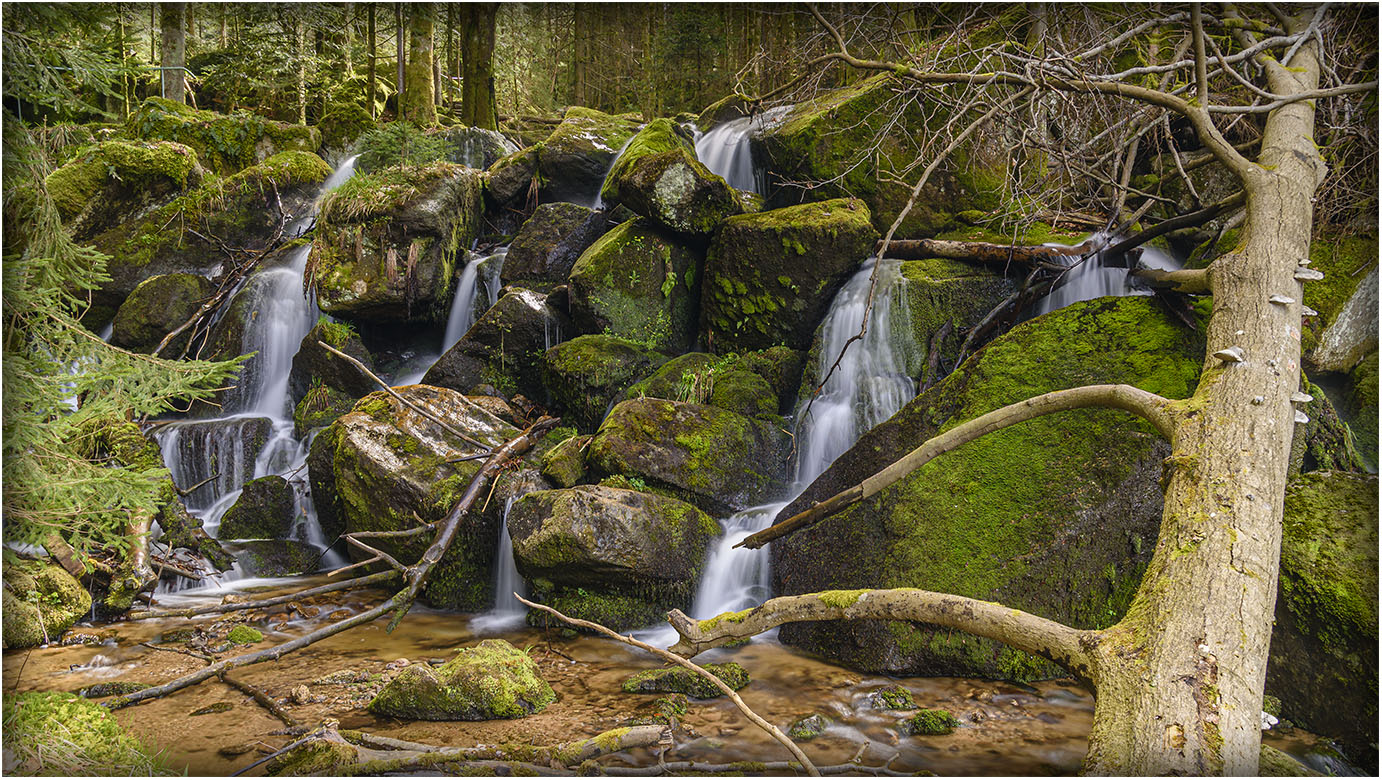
<box><xmin>518</xmin><ymin>594</ymin><xmax>820</xmax><ymax>777</ymax></box>
<box><xmin>124</xmin><ymin>570</ymin><xmax>399</xmax><ymax>620</ymax></box>
<box><xmin>103</xmin><ymin>417</ymin><xmax>557</xmax><ymax>710</ymax></box>
<box><xmin>878</xmin><ymin>237</ymin><xmax>1095</xmax><ymax>264</ymax></box>
<box><xmin>666</xmin><ymin>589</ymin><xmax>1096</xmax><ymax>682</ymax></box>
<box><xmin>919</xmin><ymin>319</ymin><xmax>953</xmax><ymax>392</ymax></box>
<box><xmin>739</xmin><ymin>384</ymin><xmax>1176</xmax><ymax>550</ymax></box>
<box><xmin>317</xmin><ymin>341</ymin><xmax>492</xmax><ymax>452</ymax></box>
<box><xmin>337</xmin><ymin>725</ymin><xmax>671</xmax><ymax>775</ymax></box>
<box><xmin>1130</xmin><ymin>267</ymin><xmax>1211</xmax><ymax>294</ymax></box>
<box><xmin>221</xmin><ymin>672</ymin><xmax>299</xmax><ymax>728</ymax></box>
<box><xmin>1102</xmin><ymin>190</ymin><xmax>1245</xmax><ymax>257</ymax></box>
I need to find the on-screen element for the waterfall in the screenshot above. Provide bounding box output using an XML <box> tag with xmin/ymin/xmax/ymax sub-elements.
<box><xmin>592</xmin><ymin>135</ymin><xmax>638</xmax><ymax>210</ymax></box>
<box><xmin>441</xmin><ymin>248</ymin><xmax>507</xmax><ymax>352</ymax></box>
<box><xmin>693</xmin><ymin>106</ymin><xmax>791</xmax><ymax>195</ymax></box>
<box><xmin>155</xmin><ymin>156</ymin><xmax>360</xmax><ymax>583</ymax></box>
<box><xmin>1029</xmin><ymin>233</ymin><xmax>1184</xmax><ymax>317</ymax></box>
<box><xmin>681</xmin><ymin>258</ymin><xmax>918</xmax><ymax>626</ymax></box>
<box><xmin>472</xmin><ymin>496</ymin><xmax>528</xmax><ymax>632</ymax></box>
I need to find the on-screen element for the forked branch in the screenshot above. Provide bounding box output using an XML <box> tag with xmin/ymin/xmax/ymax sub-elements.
<box><xmin>740</xmin><ymin>384</ymin><xmax>1176</xmax><ymax>549</ymax></box>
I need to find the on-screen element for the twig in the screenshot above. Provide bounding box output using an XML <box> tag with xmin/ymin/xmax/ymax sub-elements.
<box><xmin>517</xmin><ymin>594</ymin><xmax>820</xmax><ymax>777</ymax></box>
<box><xmin>141</xmin><ymin>641</ymin><xmax>213</xmax><ymax>662</ymax></box>
<box><xmin>221</xmin><ymin>672</ymin><xmax>299</xmax><ymax>728</ymax></box>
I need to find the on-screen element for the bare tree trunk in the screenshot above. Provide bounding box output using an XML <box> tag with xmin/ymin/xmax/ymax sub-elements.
<box><xmin>395</xmin><ymin>3</ymin><xmax>404</xmax><ymax>112</ymax></box>
<box><xmin>159</xmin><ymin>2</ymin><xmax>186</xmax><ymax>103</ymax></box>
<box><xmin>367</xmin><ymin>4</ymin><xmax>376</xmax><ymax>118</ymax></box>
<box><xmin>402</xmin><ymin>2</ymin><xmax>437</xmax><ymax>126</ymax></box>
<box><xmin>295</xmin><ymin>12</ymin><xmax>307</xmax><ymax>125</ymax></box>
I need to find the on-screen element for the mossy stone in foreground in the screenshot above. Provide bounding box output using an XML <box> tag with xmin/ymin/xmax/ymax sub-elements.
<box><xmin>227</xmin><ymin>625</ymin><xmax>264</xmax><ymax>645</ymax></box>
<box><xmin>109</xmin><ymin>272</ymin><xmax>213</xmax><ymax>354</ymax></box>
<box><xmin>900</xmin><ymin>709</ymin><xmax>960</xmax><ymax>736</ymax></box>
<box><xmin>621</xmin><ymin>662</ymin><xmax>750</xmax><ymax>699</ymax></box>
<box><xmin>788</xmin><ymin>713</ymin><xmax>832</xmax><ymax>740</ymax></box>
<box><xmin>1</xmin><ymin>559</ymin><xmax>92</xmax><ymax>649</ymax></box>
<box><xmin>866</xmin><ymin>685</ymin><xmax>916</xmax><ymax>710</ymax></box>
<box><xmin>368</xmin><ymin>639</ymin><xmax>555</xmax><ymax>720</ymax></box>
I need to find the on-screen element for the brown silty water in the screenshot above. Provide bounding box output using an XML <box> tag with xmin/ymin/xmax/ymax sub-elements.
<box><xmin>2</xmin><ymin>576</ymin><xmax>1329</xmax><ymax>776</ymax></box>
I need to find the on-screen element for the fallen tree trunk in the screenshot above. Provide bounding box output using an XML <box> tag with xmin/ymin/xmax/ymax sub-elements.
<box><xmin>104</xmin><ymin>417</ymin><xmax>558</xmax><ymax>710</ymax></box>
<box><xmin>339</xmin><ymin>725</ymin><xmax>671</xmax><ymax>774</ymax></box>
<box><xmin>125</xmin><ymin>570</ymin><xmax>399</xmax><ymax>620</ymax></box>
<box><xmin>877</xmin><ymin>237</ymin><xmax>1096</xmax><ymax>264</ymax></box>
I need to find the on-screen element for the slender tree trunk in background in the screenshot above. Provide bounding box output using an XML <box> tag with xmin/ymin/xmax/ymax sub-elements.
<box><xmin>444</xmin><ymin>3</ymin><xmax>455</xmax><ymax>112</ymax></box>
<box><xmin>367</xmin><ymin>4</ymin><xmax>376</xmax><ymax>118</ymax></box>
<box><xmin>295</xmin><ymin>13</ymin><xmax>307</xmax><ymax>125</ymax></box>
<box><xmin>459</xmin><ymin>2</ymin><xmax>498</xmax><ymax>130</ymax></box>
<box><xmin>149</xmin><ymin>4</ymin><xmax>156</xmax><ymax>63</ymax></box>
<box><xmin>219</xmin><ymin>5</ymin><xmax>227</xmax><ymax>48</ymax></box>
<box><xmin>571</xmin><ymin>4</ymin><xmax>587</xmax><ymax>107</ymax></box>
<box><xmin>343</xmin><ymin>3</ymin><xmax>355</xmax><ymax>78</ymax></box>
<box><xmin>116</xmin><ymin>4</ymin><xmax>128</xmax><ymax>117</ymax></box>
<box><xmin>395</xmin><ymin>3</ymin><xmax>405</xmax><ymax>113</ymax></box>
<box><xmin>402</xmin><ymin>2</ymin><xmax>437</xmax><ymax>126</ymax></box>
<box><xmin>159</xmin><ymin>2</ymin><xmax>186</xmax><ymax>103</ymax></box>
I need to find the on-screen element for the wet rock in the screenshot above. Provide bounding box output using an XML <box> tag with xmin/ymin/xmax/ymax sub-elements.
<box><xmin>701</xmin><ymin>199</ymin><xmax>876</xmax><ymax>353</ymax></box>
<box><xmin>1299</xmin><ymin>232</ymin><xmax>1378</xmax><ymax>368</ymax></box>
<box><xmin>76</xmin><ymin>681</ymin><xmax>150</xmax><ymax>699</ymax></box>
<box><xmin>368</xmin><ymin>639</ymin><xmax>555</xmax><ymax>720</ymax></box>
<box><xmin>899</xmin><ymin>256</ymin><xmax>1021</xmax><ymax>376</ymax></box>
<box><xmin>537</xmin><ymin>107</ymin><xmax>642</xmax><ymax>204</ymax></box>
<box><xmin>697</xmin><ymin>92</ymin><xmax>753</xmax><ymax>131</ymax></box>
<box><xmin>1289</xmin><ymin>378</ymin><xmax>1366</xmax><ymax>476</ymax></box>
<box><xmin>432</xmin><ymin>125</ymin><xmax>518</xmax><ymax>169</ymax></box>
<box><xmin>539</xmin><ymin>433</ymin><xmax>590</xmax><ymax>488</ymax></box>
<box><xmin>567</xmin><ymin>219</ymin><xmax>703</xmax><ymax>353</ymax></box>
<box><xmin>600</xmin><ymin>119</ymin><xmax>741</xmax><ymax>235</ymax></box>
<box><xmin>325</xmin><ymin>387</ymin><xmax>522</xmax><ymax>610</ymax></box>
<box><xmin>288</xmin><ymin>320</ymin><xmax>377</xmax><ymax>411</ymax></box>
<box><xmin>500</xmin><ymin>202</ymin><xmax>613</xmax><ymax>292</ymax></box>
<box><xmin>753</xmin><ymin>74</ymin><xmax>1004</xmax><ymax>237</ymax></box>
<box><xmin>788</xmin><ymin>713</ymin><xmax>832</xmax><ymax>740</ymax></box>
<box><xmin>313</xmin><ymin>669</ymin><xmax>371</xmax><ymax>685</ymax></box>
<box><xmin>1</xmin><ymin>559</ymin><xmax>92</xmax><ymax>649</ymax></box>
<box><xmin>484</xmin><ymin>144</ymin><xmax>540</xmax><ymax>209</ymax></box>
<box><xmin>623</xmin><ymin>351</ymin><xmax>788</xmax><ymax>419</ymax></box>
<box><xmin>1260</xmin><ymin>745</ymin><xmax>1326</xmax><ymax>777</ymax></box>
<box><xmin>312</xmin><ymin>162</ymin><xmax>482</xmax><ymax>324</ymax></box>
<box><xmin>867</xmin><ymin>686</ymin><xmax>917</xmax><ymax>710</ymax></box>
<box><xmin>125</xmin><ymin>97</ymin><xmax>320</xmax><ymax>174</ymax></box>
<box><xmin>508</xmin><ymin>486</ymin><xmax>720</xmax><ymax>630</ymax></box>
<box><xmin>306</xmin><ymin>425</ymin><xmax>345</xmax><ymax>543</ymax></box>
<box><xmin>588</xmin><ymin>397</ymin><xmax>790</xmax><ymax>514</ymax></box>
<box><xmin>150</xmin><ymin>417</ymin><xmax>274</xmax><ymax>505</ymax></box>
<box><xmin>46</xmin><ymin>139</ymin><xmax>203</xmax><ymax>240</ymax></box>
<box><xmin>228</xmin><ymin>540</ymin><xmax>322</xmax><ymax>578</ymax></box>
<box><xmin>290</xmin><ymin>685</ymin><xmax>312</xmax><ymax>705</ymax></box>
<box><xmin>1346</xmin><ymin>352</ymin><xmax>1378</xmax><ymax>467</ymax></box>
<box><xmin>1266</xmin><ymin>471</ymin><xmax>1378</xmax><ymax>771</ymax></box>
<box><xmin>542</xmin><ymin>335</ymin><xmax>669</xmax><ymax>431</ymax></box>
<box><xmin>774</xmin><ymin>297</ymin><xmax>1205</xmax><ymax>680</ymax></box>
<box><xmin>621</xmin><ymin>662</ymin><xmax>749</xmax><ymax>699</ymax></box>
<box><xmin>217</xmin><ymin>476</ymin><xmax>296</xmax><ymax>540</ymax></box>
<box><xmin>1309</xmin><ymin>265</ymin><xmax>1378</xmax><ymax>373</ymax></box>
<box><xmin>899</xmin><ymin>709</ymin><xmax>960</xmax><ymax>736</ymax></box>
<box><xmin>422</xmin><ymin>288</ymin><xmax>572</xmax><ymax>401</ymax></box>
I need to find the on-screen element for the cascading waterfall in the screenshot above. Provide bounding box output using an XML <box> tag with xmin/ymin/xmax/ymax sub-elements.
<box><xmin>694</xmin><ymin>106</ymin><xmax>791</xmax><ymax>195</ymax></box>
<box><xmin>686</xmin><ymin>258</ymin><xmax>919</xmax><ymax>622</ymax></box>
<box><xmin>441</xmin><ymin>248</ymin><xmax>508</xmax><ymax>352</ymax></box>
<box><xmin>592</xmin><ymin>134</ymin><xmax>638</xmax><ymax>210</ymax></box>
<box><xmin>154</xmin><ymin>157</ymin><xmax>360</xmax><ymax>590</ymax></box>
<box><xmin>1030</xmin><ymin>233</ymin><xmax>1184</xmax><ymax>317</ymax></box>
<box><xmin>473</xmin><ymin>496</ymin><xmax>529</xmax><ymax>632</ymax></box>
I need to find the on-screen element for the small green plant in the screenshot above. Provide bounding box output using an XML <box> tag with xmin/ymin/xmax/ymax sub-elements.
<box><xmin>356</xmin><ymin>122</ymin><xmax>448</xmax><ymax>173</ymax></box>
<box><xmin>676</xmin><ymin>353</ymin><xmax>738</xmax><ymax>405</ymax></box>
<box><xmin>301</xmin><ymin>376</ymin><xmax>331</xmax><ymax>416</ymax></box>
<box><xmin>316</xmin><ymin>316</ymin><xmax>357</xmax><ymax>348</ymax></box>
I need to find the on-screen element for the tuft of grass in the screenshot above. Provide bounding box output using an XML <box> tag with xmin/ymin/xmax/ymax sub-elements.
<box><xmin>2</xmin><ymin>691</ymin><xmax>175</xmax><ymax>775</ymax></box>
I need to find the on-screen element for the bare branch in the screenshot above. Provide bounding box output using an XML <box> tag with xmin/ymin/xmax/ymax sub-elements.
<box><xmin>740</xmin><ymin>384</ymin><xmax>1177</xmax><ymax>550</ymax></box>
<box><xmin>1130</xmin><ymin>268</ymin><xmax>1211</xmax><ymax>294</ymax></box>
<box><xmin>124</xmin><ymin>570</ymin><xmax>399</xmax><ymax>620</ymax></box>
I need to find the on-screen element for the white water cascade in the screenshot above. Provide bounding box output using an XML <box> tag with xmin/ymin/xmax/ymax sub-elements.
<box><xmin>442</xmin><ymin>248</ymin><xmax>507</xmax><ymax>352</ymax></box>
<box><xmin>472</xmin><ymin>496</ymin><xmax>529</xmax><ymax>632</ymax></box>
<box><xmin>683</xmin><ymin>258</ymin><xmax>919</xmax><ymax>624</ymax></box>
<box><xmin>694</xmin><ymin>106</ymin><xmax>791</xmax><ymax>195</ymax></box>
<box><xmin>154</xmin><ymin>157</ymin><xmax>360</xmax><ymax>591</ymax></box>
<box><xmin>1030</xmin><ymin>233</ymin><xmax>1184</xmax><ymax>317</ymax></box>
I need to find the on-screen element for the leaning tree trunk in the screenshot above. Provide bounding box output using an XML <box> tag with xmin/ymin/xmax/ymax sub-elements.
<box><xmin>1081</xmin><ymin>30</ymin><xmax>1326</xmax><ymax>777</ymax></box>
<box><xmin>402</xmin><ymin>3</ymin><xmax>437</xmax><ymax>127</ymax></box>
<box><xmin>159</xmin><ymin>2</ymin><xmax>186</xmax><ymax>104</ymax></box>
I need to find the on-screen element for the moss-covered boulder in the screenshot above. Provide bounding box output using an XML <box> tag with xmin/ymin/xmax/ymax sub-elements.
<box><xmin>46</xmin><ymin>139</ymin><xmax>202</xmax><ymax>238</ymax></box>
<box><xmin>227</xmin><ymin>540</ymin><xmax>321</xmax><ymax>577</ymax></box>
<box><xmin>899</xmin><ymin>709</ymin><xmax>960</xmax><ymax>736</ymax></box>
<box><xmin>599</xmin><ymin>119</ymin><xmax>741</xmax><ymax>235</ymax></box>
<box><xmin>541</xmin><ymin>335</ymin><xmax>669</xmax><ymax>431</ymax></box>
<box><xmin>899</xmin><ymin>257</ymin><xmax>1020</xmax><ymax>375</ymax></box>
<box><xmin>698</xmin><ymin>93</ymin><xmax>753</xmax><ymax>131</ymax></box>
<box><xmin>1299</xmin><ymin>233</ymin><xmax>1378</xmax><ymax>365</ymax></box>
<box><xmin>2</xmin><ymin>691</ymin><xmax>167</xmax><ymax>775</ymax></box>
<box><xmin>508</xmin><ymin>486</ymin><xmax>720</xmax><ymax>629</ymax></box>
<box><xmin>1266</xmin><ymin>471</ymin><xmax>1378</xmax><ymax>770</ymax></box>
<box><xmin>422</xmin><ymin>287</ymin><xmax>573</xmax><ymax>401</ymax></box>
<box><xmin>621</xmin><ymin>662</ymin><xmax>749</xmax><ymax>699</ymax></box>
<box><xmin>311</xmin><ymin>161</ymin><xmax>481</xmax><ymax>324</ymax></box>
<box><xmin>540</xmin><ymin>433</ymin><xmax>590</xmax><ymax>488</ymax></box>
<box><xmin>109</xmin><ymin>273</ymin><xmax>213</xmax><ymax>354</ymax></box>
<box><xmin>287</xmin><ymin>319</ymin><xmax>376</xmax><ymax>410</ymax></box>
<box><xmin>368</xmin><ymin>639</ymin><xmax>554</xmax><ymax>720</ymax></box>
<box><xmin>1289</xmin><ymin>378</ymin><xmax>1366</xmax><ymax>476</ymax></box>
<box><xmin>702</xmin><ymin>199</ymin><xmax>876</xmax><ymax>353</ymax></box>
<box><xmin>1346</xmin><ymin>351</ymin><xmax>1378</xmax><ymax>467</ymax></box>
<box><xmin>2</xmin><ymin>559</ymin><xmax>92</xmax><ymax>649</ymax></box>
<box><xmin>317</xmin><ymin>101</ymin><xmax>375</xmax><ymax>151</ymax></box>
<box><xmin>431</xmin><ymin>125</ymin><xmax>519</xmax><ymax>169</ymax></box>
<box><xmin>537</xmin><ymin>107</ymin><xmax>642</xmax><ymax>203</ymax></box>
<box><xmin>217</xmin><ymin>476</ymin><xmax>296</xmax><ymax>540</ymax></box>
<box><xmin>484</xmin><ymin>143</ymin><xmax>541</xmax><ymax>209</ymax></box>
<box><xmin>86</xmin><ymin>152</ymin><xmax>330</xmax><ymax>325</ymax></box>
<box><xmin>568</xmin><ymin>219</ymin><xmax>703</xmax><ymax>353</ymax></box>
<box><xmin>125</xmin><ymin>97</ymin><xmax>321</xmax><ymax>174</ymax></box>
<box><xmin>773</xmin><ymin>297</ymin><xmax>1204</xmax><ymax>679</ymax></box>
<box><xmin>324</xmin><ymin>387</ymin><xmax>523</xmax><ymax>610</ymax></box>
<box><xmin>623</xmin><ymin>351</ymin><xmax>790</xmax><ymax>420</ymax></box>
<box><xmin>500</xmin><ymin>202</ymin><xmax>614</xmax><ymax>291</ymax></box>
<box><xmin>753</xmin><ymin>74</ymin><xmax>1005</xmax><ymax>237</ymax></box>
<box><xmin>589</xmin><ymin>397</ymin><xmax>791</xmax><ymax>514</ymax></box>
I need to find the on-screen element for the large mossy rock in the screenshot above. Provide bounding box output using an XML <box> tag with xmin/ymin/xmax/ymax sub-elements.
<box><xmin>541</xmin><ymin>335</ymin><xmax>668</xmax><ymax>431</ymax></box>
<box><xmin>624</xmin><ymin>349</ymin><xmax>802</xmax><ymax>419</ymax></box>
<box><xmin>773</xmin><ymin>297</ymin><xmax>1204</xmax><ymax>679</ymax></box>
<box><xmin>589</xmin><ymin>397</ymin><xmax>791</xmax><ymax>514</ymax></box>
<box><xmin>321</xmin><ymin>386</ymin><xmax>522</xmax><ymax>610</ymax></box>
<box><xmin>227</xmin><ymin>540</ymin><xmax>322</xmax><ymax>577</ymax></box>
<box><xmin>599</xmin><ymin>119</ymin><xmax>740</xmax><ymax>235</ymax></box>
<box><xmin>508</xmin><ymin>486</ymin><xmax>720</xmax><ymax>630</ymax></box>
<box><xmin>501</xmin><ymin>202</ymin><xmax>613</xmax><ymax>291</ymax></box>
<box><xmin>423</xmin><ymin>288</ymin><xmax>573</xmax><ymax>401</ymax></box>
<box><xmin>484</xmin><ymin>144</ymin><xmax>541</xmax><ymax>209</ymax></box>
<box><xmin>752</xmin><ymin>74</ymin><xmax>1004</xmax><ymax>237</ymax></box>
<box><xmin>567</xmin><ymin>219</ymin><xmax>703</xmax><ymax>353</ymax></box>
<box><xmin>368</xmin><ymin>639</ymin><xmax>554</xmax><ymax>720</ymax></box>
<box><xmin>317</xmin><ymin>102</ymin><xmax>375</xmax><ymax>151</ymax></box>
<box><xmin>1266</xmin><ymin>471</ymin><xmax>1378</xmax><ymax>770</ymax></box>
<box><xmin>1299</xmin><ymin>232</ymin><xmax>1378</xmax><ymax>369</ymax></box>
<box><xmin>899</xmin><ymin>257</ymin><xmax>1020</xmax><ymax>375</ymax></box>
<box><xmin>287</xmin><ymin>320</ymin><xmax>376</xmax><ymax>410</ymax></box>
<box><xmin>622</xmin><ymin>662</ymin><xmax>750</xmax><ymax>699</ymax></box>
<box><xmin>86</xmin><ymin>152</ymin><xmax>330</xmax><ymax>325</ymax></box>
<box><xmin>1346</xmin><ymin>351</ymin><xmax>1378</xmax><ymax>467</ymax></box>
<box><xmin>109</xmin><ymin>272</ymin><xmax>213</xmax><ymax>354</ymax></box>
<box><xmin>431</xmin><ymin>125</ymin><xmax>519</xmax><ymax>169</ymax></box>
<box><xmin>125</xmin><ymin>97</ymin><xmax>321</xmax><ymax>174</ymax></box>
<box><xmin>46</xmin><ymin>139</ymin><xmax>202</xmax><ymax>238</ymax></box>
<box><xmin>702</xmin><ymin>199</ymin><xmax>875</xmax><ymax>353</ymax></box>
<box><xmin>1</xmin><ymin>559</ymin><xmax>92</xmax><ymax>649</ymax></box>
<box><xmin>312</xmin><ymin>162</ymin><xmax>482</xmax><ymax>324</ymax></box>
<box><xmin>217</xmin><ymin>475</ymin><xmax>296</xmax><ymax>540</ymax></box>
<box><xmin>537</xmin><ymin>107</ymin><xmax>642</xmax><ymax>203</ymax></box>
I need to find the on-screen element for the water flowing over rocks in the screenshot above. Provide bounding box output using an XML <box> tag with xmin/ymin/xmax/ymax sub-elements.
<box><xmin>599</xmin><ymin>118</ymin><xmax>742</xmax><ymax>235</ymax></box>
<box><xmin>536</xmin><ymin>107</ymin><xmax>643</xmax><ymax>204</ymax></box>
<box><xmin>423</xmin><ymin>287</ymin><xmax>572</xmax><ymax>400</ymax></box>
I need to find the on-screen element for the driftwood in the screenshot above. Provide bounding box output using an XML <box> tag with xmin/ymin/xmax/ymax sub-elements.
<box><xmin>125</xmin><ymin>570</ymin><xmax>400</xmax><ymax>620</ymax></box>
<box><xmin>518</xmin><ymin>594</ymin><xmax>820</xmax><ymax>777</ymax></box>
<box><xmin>104</xmin><ymin>417</ymin><xmax>558</xmax><ymax>710</ymax></box>
<box><xmin>335</xmin><ymin>725</ymin><xmax>672</xmax><ymax>775</ymax></box>
<box><xmin>220</xmin><ymin>673</ymin><xmax>298</xmax><ymax>728</ymax></box>
<box><xmin>878</xmin><ymin>237</ymin><xmax>1096</xmax><ymax>265</ymax></box>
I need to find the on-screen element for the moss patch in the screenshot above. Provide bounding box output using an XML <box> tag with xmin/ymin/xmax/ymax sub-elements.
<box><xmin>368</xmin><ymin>639</ymin><xmax>555</xmax><ymax>720</ymax></box>
<box><xmin>125</xmin><ymin>97</ymin><xmax>320</xmax><ymax>174</ymax></box>
<box><xmin>621</xmin><ymin>662</ymin><xmax>750</xmax><ymax>699</ymax></box>
<box><xmin>2</xmin><ymin>691</ymin><xmax>170</xmax><ymax>775</ymax></box>
<box><xmin>1</xmin><ymin>559</ymin><xmax>92</xmax><ymax>649</ymax></box>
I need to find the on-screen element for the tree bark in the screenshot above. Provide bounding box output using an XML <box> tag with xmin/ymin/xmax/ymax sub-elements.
<box><xmin>159</xmin><ymin>2</ymin><xmax>186</xmax><ymax>103</ymax></box>
<box><xmin>459</xmin><ymin>3</ymin><xmax>499</xmax><ymax>129</ymax></box>
<box><xmin>878</xmin><ymin>237</ymin><xmax>1096</xmax><ymax>264</ymax></box>
<box><xmin>367</xmin><ymin>5</ymin><xmax>376</xmax><ymax>118</ymax></box>
<box><xmin>402</xmin><ymin>3</ymin><xmax>437</xmax><ymax>126</ymax></box>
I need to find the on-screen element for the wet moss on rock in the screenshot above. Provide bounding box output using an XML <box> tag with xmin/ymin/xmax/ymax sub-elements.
<box><xmin>368</xmin><ymin>639</ymin><xmax>555</xmax><ymax>720</ymax></box>
<box><xmin>1</xmin><ymin>559</ymin><xmax>92</xmax><ymax>649</ymax></box>
<box><xmin>899</xmin><ymin>709</ymin><xmax>960</xmax><ymax>736</ymax></box>
<box><xmin>600</xmin><ymin>119</ymin><xmax>741</xmax><ymax>235</ymax></box>
<box><xmin>125</xmin><ymin>96</ymin><xmax>321</xmax><ymax>174</ymax></box>
<box><xmin>217</xmin><ymin>475</ymin><xmax>295</xmax><ymax>540</ymax></box>
<box><xmin>2</xmin><ymin>691</ymin><xmax>169</xmax><ymax>775</ymax></box>
<box><xmin>621</xmin><ymin>662</ymin><xmax>750</xmax><ymax>699</ymax></box>
<box><xmin>542</xmin><ymin>335</ymin><xmax>669</xmax><ymax>431</ymax></box>
<box><xmin>45</xmin><ymin>139</ymin><xmax>201</xmax><ymax>221</ymax></box>
<box><xmin>109</xmin><ymin>273</ymin><xmax>213</xmax><ymax>354</ymax></box>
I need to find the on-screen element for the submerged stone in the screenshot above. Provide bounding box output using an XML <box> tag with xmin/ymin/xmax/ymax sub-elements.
<box><xmin>621</xmin><ymin>662</ymin><xmax>750</xmax><ymax>699</ymax></box>
<box><xmin>217</xmin><ymin>475</ymin><xmax>296</xmax><ymax>540</ymax></box>
<box><xmin>367</xmin><ymin>639</ymin><xmax>555</xmax><ymax>720</ymax></box>
<box><xmin>788</xmin><ymin>713</ymin><xmax>832</xmax><ymax>741</ymax></box>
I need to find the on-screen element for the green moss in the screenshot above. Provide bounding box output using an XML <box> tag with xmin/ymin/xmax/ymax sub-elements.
<box><xmin>621</xmin><ymin>662</ymin><xmax>750</xmax><ymax>699</ymax></box>
<box><xmin>266</xmin><ymin>738</ymin><xmax>358</xmax><ymax>776</ymax></box>
<box><xmin>45</xmin><ymin>140</ymin><xmax>200</xmax><ymax>217</ymax></box>
<box><xmin>1301</xmin><ymin>233</ymin><xmax>1378</xmax><ymax>351</ymax></box>
<box><xmin>818</xmin><ymin>589</ymin><xmax>868</xmax><ymax>609</ymax></box>
<box><xmin>568</xmin><ymin>219</ymin><xmax>699</xmax><ymax>352</ymax></box>
<box><xmin>2</xmin><ymin>692</ymin><xmax>171</xmax><ymax>775</ymax></box>
<box><xmin>320</xmin><ymin>160</ymin><xmax>465</xmax><ymax>223</ymax></box>
<box><xmin>1</xmin><ymin>559</ymin><xmax>92</xmax><ymax>649</ymax></box>
<box><xmin>226</xmin><ymin>624</ymin><xmax>263</xmax><ymax>645</ymax></box>
<box><xmin>600</xmin><ymin>119</ymin><xmax>688</xmax><ymax>203</ymax></box>
<box><xmin>542</xmin><ymin>335</ymin><xmax>668</xmax><ymax>431</ymax></box>
<box><xmin>788</xmin><ymin>713</ymin><xmax>832</xmax><ymax>740</ymax></box>
<box><xmin>125</xmin><ymin>97</ymin><xmax>320</xmax><ymax>174</ymax></box>
<box><xmin>368</xmin><ymin>639</ymin><xmax>555</xmax><ymax>720</ymax></box>
<box><xmin>76</xmin><ymin>681</ymin><xmax>151</xmax><ymax>699</ymax></box>
<box><xmin>900</xmin><ymin>709</ymin><xmax>960</xmax><ymax>736</ymax></box>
